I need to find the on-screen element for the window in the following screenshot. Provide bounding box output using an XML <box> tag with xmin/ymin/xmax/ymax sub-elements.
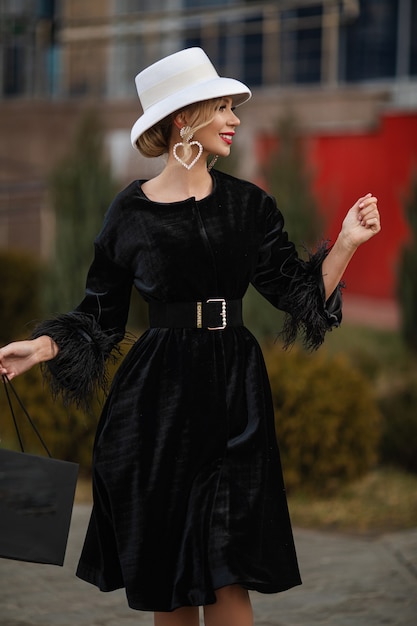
<box><xmin>344</xmin><ymin>0</ymin><xmax>399</xmax><ymax>81</ymax></box>
<box><xmin>410</xmin><ymin>0</ymin><xmax>417</xmax><ymax>75</ymax></box>
<box><xmin>287</xmin><ymin>5</ymin><xmax>322</xmax><ymax>84</ymax></box>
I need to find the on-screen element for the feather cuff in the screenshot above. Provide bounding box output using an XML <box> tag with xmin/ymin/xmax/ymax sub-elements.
<box><xmin>31</xmin><ymin>312</ymin><xmax>124</xmax><ymax>408</ymax></box>
<box><xmin>279</xmin><ymin>241</ymin><xmax>343</xmax><ymax>351</ymax></box>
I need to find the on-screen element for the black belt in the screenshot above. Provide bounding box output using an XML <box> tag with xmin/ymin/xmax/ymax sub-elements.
<box><xmin>149</xmin><ymin>299</ymin><xmax>243</xmax><ymax>330</ymax></box>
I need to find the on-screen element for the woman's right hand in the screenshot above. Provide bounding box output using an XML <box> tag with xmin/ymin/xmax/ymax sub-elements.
<box><xmin>0</xmin><ymin>336</ymin><xmax>58</xmax><ymax>380</ymax></box>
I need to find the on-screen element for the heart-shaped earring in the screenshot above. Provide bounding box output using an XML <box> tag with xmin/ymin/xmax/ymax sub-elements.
<box><xmin>173</xmin><ymin>140</ymin><xmax>203</xmax><ymax>170</ymax></box>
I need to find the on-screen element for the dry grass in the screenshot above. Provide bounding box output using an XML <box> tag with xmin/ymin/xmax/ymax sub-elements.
<box><xmin>75</xmin><ymin>476</ymin><xmax>93</xmax><ymax>503</ymax></box>
<box><xmin>288</xmin><ymin>467</ymin><xmax>417</xmax><ymax>535</ymax></box>
<box><xmin>75</xmin><ymin>467</ymin><xmax>417</xmax><ymax>535</ymax></box>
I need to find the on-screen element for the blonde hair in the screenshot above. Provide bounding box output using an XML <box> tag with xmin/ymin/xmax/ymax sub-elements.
<box><xmin>136</xmin><ymin>97</ymin><xmax>223</xmax><ymax>159</ymax></box>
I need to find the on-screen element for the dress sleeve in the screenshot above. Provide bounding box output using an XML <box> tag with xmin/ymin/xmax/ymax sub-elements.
<box><xmin>251</xmin><ymin>195</ymin><xmax>343</xmax><ymax>350</ymax></box>
<box><xmin>31</xmin><ymin>244</ymin><xmax>133</xmax><ymax>407</ymax></box>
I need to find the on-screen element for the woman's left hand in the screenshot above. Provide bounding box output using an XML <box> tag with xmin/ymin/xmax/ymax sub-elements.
<box><xmin>322</xmin><ymin>193</ymin><xmax>381</xmax><ymax>298</ymax></box>
<box><xmin>340</xmin><ymin>193</ymin><xmax>381</xmax><ymax>249</ymax></box>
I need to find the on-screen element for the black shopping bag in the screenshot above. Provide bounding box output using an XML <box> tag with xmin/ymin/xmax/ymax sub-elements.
<box><xmin>0</xmin><ymin>376</ymin><xmax>79</xmax><ymax>566</ymax></box>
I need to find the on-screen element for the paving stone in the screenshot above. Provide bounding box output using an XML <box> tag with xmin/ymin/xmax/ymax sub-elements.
<box><xmin>0</xmin><ymin>505</ymin><xmax>416</xmax><ymax>625</ymax></box>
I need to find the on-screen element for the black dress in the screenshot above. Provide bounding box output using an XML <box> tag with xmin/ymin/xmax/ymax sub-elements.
<box><xmin>33</xmin><ymin>170</ymin><xmax>342</xmax><ymax>612</ymax></box>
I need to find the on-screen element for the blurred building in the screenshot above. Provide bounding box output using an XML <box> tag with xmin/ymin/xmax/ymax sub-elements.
<box><xmin>0</xmin><ymin>0</ymin><xmax>416</xmax><ymax>308</ymax></box>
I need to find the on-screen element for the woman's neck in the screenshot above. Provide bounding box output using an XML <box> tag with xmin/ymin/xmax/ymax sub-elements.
<box><xmin>142</xmin><ymin>161</ymin><xmax>213</xmax><ymax>203</ymax></box>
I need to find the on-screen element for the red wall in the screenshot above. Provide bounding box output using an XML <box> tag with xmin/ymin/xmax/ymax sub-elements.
<box><xmin>257</xmin><ymin>112</ymin><xmax>417</xmax><ymax>300</ymax></box>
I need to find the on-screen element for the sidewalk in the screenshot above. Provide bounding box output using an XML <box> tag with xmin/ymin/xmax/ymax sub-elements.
<box><xmin>1</xmin><ymin>504</ymin><xmax>416</xmax><ymax>626</ymax></box>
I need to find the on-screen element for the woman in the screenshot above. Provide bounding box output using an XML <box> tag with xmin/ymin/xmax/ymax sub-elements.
<box><xmin>0</xmin><ymin>48</ymin><xmax>380</xmax><ymax>626</ymax></box>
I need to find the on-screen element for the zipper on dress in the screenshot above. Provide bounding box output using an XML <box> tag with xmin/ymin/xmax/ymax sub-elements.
<box><xmin>193</xmin><ymin>200</ymin><xmax>219</xmax><ymax>294</ymax></box>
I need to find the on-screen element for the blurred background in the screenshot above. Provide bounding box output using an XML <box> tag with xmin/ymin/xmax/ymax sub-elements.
<box><xmin>1</xmin><ymin>1</ymin><xmax>417</xmax><ymax>524</ymax></box>
<box><xmin>1</xmin><ymin>0</ymin><xmax>416</xmax><ymax>315</ymax></box>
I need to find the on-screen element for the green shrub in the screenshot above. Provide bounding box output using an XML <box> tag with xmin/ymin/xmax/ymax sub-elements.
<box><xmin>44</xmin><ymin>109</ymin><xmax>119</xmax><ymax>314</ymax></box>
<box><xmin>263</xmin><ymin>343</ymin><xmax>382</xmax><ymax>494</ymax></box>
<box><xmin>378</xmin><ymin>375</ymin><xmax>417</xmax><ymax>474</ymax></box>
<box><xmin>262</xmin><ymin>112</ymin><xmax>323</xmax><ymax>250</ymax></box>
<box><xmin>397</xmin><ymin>171</ymin><xmax>417</xmax><ymax>354</ymax></box>
<box><xmin>0</xmin><ymin>250</ymin><xmax>42</xmax><ymax>344</ymax></box>
<box><xmin>0</xmin><ymin>342</ymin><xmax>133</xmax><ymax>474</ymax></box>
<box><xmin>1</xmin><ymin>366</ymin><xmax>97</xmax><ymax>473</ymax></box>
<box><xmin>0</xmin><ymin>247</ymin><xmax>140</xmax><ymax>474</ymax></box>
<box><xmin>243</xmin><ymin>284</ymin><xmax>285</xmax><ymax>341</ymax></box>
<box><xmin>0</xmin><ymin>248</ymin><xmax>98</xmax><ymax>472</ymax></box>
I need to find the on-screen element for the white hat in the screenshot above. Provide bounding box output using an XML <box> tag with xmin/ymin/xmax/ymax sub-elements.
<box><xmin>130</xmin><ymin>47</ymin><xmax>251</xmax><ymax>149</ymax></box>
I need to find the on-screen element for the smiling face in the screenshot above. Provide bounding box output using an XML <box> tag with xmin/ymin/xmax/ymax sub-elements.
<box><xmin>193</xmin><ymin>97</ymin><xmax>241</xmax><ymax>158</ymax></box>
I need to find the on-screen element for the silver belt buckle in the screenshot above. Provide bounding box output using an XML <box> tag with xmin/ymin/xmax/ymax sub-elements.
<box><xmin>207</xmin><ymin>298</ymin><xmax>227</xmax><ymax>330</ymax></box>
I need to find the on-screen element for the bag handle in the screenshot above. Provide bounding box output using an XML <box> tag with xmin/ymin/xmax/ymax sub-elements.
<box><xmin>2</xmin><ymin>374</ymin><xmax>52</xmax><ymax>458</ymax></box>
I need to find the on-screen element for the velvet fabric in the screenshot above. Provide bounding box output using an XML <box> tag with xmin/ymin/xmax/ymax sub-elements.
<box><xmin>33</xmin><ymin>170</ymin><xmax>342</xmax><ymax>612</ymax></box>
